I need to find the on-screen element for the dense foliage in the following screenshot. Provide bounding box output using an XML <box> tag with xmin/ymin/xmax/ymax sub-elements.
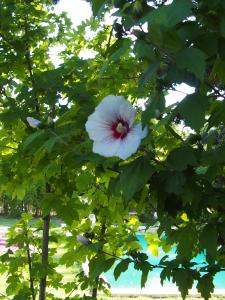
<box><xmin>0</xmin><ymin>0</ymin><xmax>225</xmax><ymax>299</ymax></box>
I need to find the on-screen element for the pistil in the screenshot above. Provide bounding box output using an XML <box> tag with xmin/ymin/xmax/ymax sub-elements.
<box><xmin>116</xmin><ymin>122</ymin><xmax>127</xmax><ymax>134</ymax></box>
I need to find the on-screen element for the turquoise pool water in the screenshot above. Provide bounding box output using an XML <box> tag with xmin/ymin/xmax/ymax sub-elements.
<box><xmin>105</xmin><ymin>234</ymin><xmax>225</xmax><ymax>289</ymax></box>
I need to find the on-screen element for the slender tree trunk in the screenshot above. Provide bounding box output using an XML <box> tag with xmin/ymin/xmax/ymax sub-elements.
<box><xmin>39</xmin><ymin>213</ymin><xmax>50</xmax><ymax>300</ymax></box>
<box><xmin>91</xmin><ymin>277</ymin><xmax>99</xmax><ymax>299</ymax></box>
<box><xmin>26</xmin><ymin>232</ymin><xmax>36</xmax><ymax>300</ymax></box>
<box><xmin>3</xmin><ymin>198</ymin><xmax>8</xmax><ymax>215</ymax></box>
<box><xmin>91</xmin><ymin>222</ymin><xmax>106</xmax><ymax>299</ymax></box>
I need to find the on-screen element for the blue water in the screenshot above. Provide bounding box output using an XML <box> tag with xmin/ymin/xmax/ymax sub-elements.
<box><xmin>105</xmin><ymin>235</ymin><xmax>225</xmax><ymax>289</ymax></box>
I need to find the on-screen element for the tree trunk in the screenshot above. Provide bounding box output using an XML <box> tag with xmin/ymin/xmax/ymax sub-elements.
<box><xmin>39</xmin><ymin>213</ymin><xmax>50</xmax><ymax>300</ymax></box>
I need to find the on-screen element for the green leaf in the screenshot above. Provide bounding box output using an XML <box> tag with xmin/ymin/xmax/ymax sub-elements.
<box><xmin>13</xmin><ymin>185</ymin><xmax>26</xmax><ymax>200</ymax></box>
<box><xmin>176</xmin><ymin>47</ymin><xmax>207</xmax><ymax>81</ymax></box>
<box><xmin>12</xmin><ymin>290</ymin><xmax>31</xmax><ymax>300</ymax></box>
<box><xmin>89</xmin><ymin>256</ymin><xmax>115</xmax><ymax>279</ymax></box>
<box><xmin>195</xmin><ymin>33</ymin><xmax>218</xmax><ymax>57</ymax></box>
<box><xmin>212</xmin><ymin>59</ymin><xmax>225</xmax><ymax>84</ymax></box>
<box><xmin>208</xmin><ymin>101</ymin><xmax>225</xmax><ymax>128</ymax></box>
<box><xmin>76</xmin><ymin>171</ymin><xmax>95</xmax><ymax>192</ymax></box>
<box><xmin>160</xmin><ymin>268</ymin><xmax>172</xmax><ymax>285</ymax></box>
<box><xmin>134</xmin><ymin>261</ymin><xmax>152</xmax><ymax>288</ymax></box>
<box><xmin>174</xmin><ymin>225</ymin><xmax>198</xmax><ymax>260</ymax></box>
<box><xmin>211</xmin><ymin>144</ymin><xmax>225</xmax><ymax>164</ymax></box>
<box><xmin>145</xmin><ymin>232</ymin><xmax>160</xmax><ymax>256</ymax></box>
<box><xmin>134</xmin><ymin>40</ymin><xmax>155</xmax><ymax>60</ymax></box>
<box><xmin>144</xmin><ymin>0</ymin><xmax>192</xmax><ymax>27</ymax></box>
<box><xmin>148</xmin><ymin>24</ymin><xmax>164</xmax><ymax>47</ymax></box>
<box><xmin>50</xmin><ymin>197</ymin><xmax>80</xmax><ymax>225</ymax></box>
<box><xmin>197</xmin><ymin>274</ymin><xmax>214</xmax><ymax>300</ymax></box>
<box><xmin>56</xmin><ymin>106</ymin><xmax>79</xmax><ymax>126</ymax></box>
<box><xmin>119</xmin><ymin>156</ymin><xmax>155</xmax><ymax>201</ymax></box>
<box><xmin>142</xmin><ymin>93</ymin><xmax>165</xmax><ymax>126</ymax></box>
<box><xmin>110</xmin><ymin>38</ymin><xmax>132</xmax><ymax>61</ymax></box>
<box><xmin>218</xmin><ymin>222</ymin><xmax>225</xmax><ymax>240</ymax></box>
<box><xmin>200</xmin><ymin>224</ymin><xmax>217</xmax><ymax>259</ymax></box>
<box><xmin>91</xmin><ymin>0</ymin><xmax>107</xmax><ymax>17</ymax></box>
<box><xmin>177</xmin><ymin>93</ymin><xmax>209</xmax><ymax>131</ymax></box>
<box><xmin>139</xmin><ymin>62</ymin><xmax>159</xmax><ymax>87</ymax></box>
<box><xmin>163</xmin><ymin>29</ymin><xmax>184</xmax><ymax>53</ymax></box>
<box><xmin>141</xmin><ymin>263</ymin><xmax>151</xmax><ymax>288</ymax></box>
<box><xmin>41</xmin><ymin>193</ymin><xmax>57</xmax><ymax>216</ymax></box>
<box><xmin>88</xmin><ymin>241</ymin><xmax>105</xmax><ymax>253</ymax></box>
<box><xmin>114</xmin><ymin>258</ymin><xmax>131</xmax><ymax>280</ymax></box>
<box><xmin>165</xmin><ymin>171</ymin><xmax>186</xmax><ymax>194</ymax></box>
<box><xmin>168</xmin><ymin>146</ymin><xmax>197</xmax><ymax>171</ymax></box>
<box><xmin>220</xmin><ymin>17</ymin><xmax>225</xmax><ymax>38</ymax></box>
<box><xmin>22</xmin><ymin>130</ymin><xmax>45</xmax><ymax>150</ymax></box>
<box><xmin>0</xmin><ymin>111</ymin><xmax>21</xmax><ymax>124</ymax></box>
<box><xmin>172</xmin><ymin>269</ymin><xmax>195</xmax><ymax>299</ymax></box>
<box><xmin>99</xmin><ymin>39</ymin><xmax>132</xmax><ymax>77</ymax></box>
<box><xmin>59</xmin><ymin>250</ymin><xmax>76</xmax><ymax>267</ymax></box>
<box><xmin>44</xmin><ymin>137</ymin><xmax>58</xmax><ymax>153</ymax></box>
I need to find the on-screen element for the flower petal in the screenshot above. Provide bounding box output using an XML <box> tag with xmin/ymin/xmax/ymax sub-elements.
<box><xmin>115</xmin><ymin>133</ymin><xmax>141</xmax><ymax>160</ymax></box>
<box><xmin>131</xmin><ymin>123</ymin><xmax>148</xmax><ymax>139</ymax></box>
<box><xmin>95</xmin><ymin>96</ymin><xmax>121</xmax><ymax>121</ymax></box>
<box><xmin>95</xmin><ymin>95</ymin><xmax>133</xmax><ymax>123</ymax></box>
<box><xmin>93</xmin><ymin>138</ymin><xmax>121</xmax><ymax>157</ymax></box>
<box><xmin>118</xmin><ymin>99</ymin><xmax>136</xmax><ymax>127</ymax></box>
<box><xmin>85</xmin><ymin>111</ymin><xmax>112</xmax><ymax>141</ymax></box>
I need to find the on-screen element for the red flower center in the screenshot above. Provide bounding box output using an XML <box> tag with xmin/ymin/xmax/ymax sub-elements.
<box><xmin>111</xmin><ymin>119</ymin><xmax>129</xmax><ymax>139</ymax></box>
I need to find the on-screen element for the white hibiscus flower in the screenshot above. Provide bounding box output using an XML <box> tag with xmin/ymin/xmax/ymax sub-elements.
<box><xmin>85</xmin><ymin>95</ymin><xmax>147</xmax><ymax>160</ymax></box>
<box><xmin>26</xmin><ymin>117</ymin><xmax>41</xmax><ymax>128</ymax></box>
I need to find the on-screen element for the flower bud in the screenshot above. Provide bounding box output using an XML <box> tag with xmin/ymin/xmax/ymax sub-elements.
<box><xmin>77</xmin><ymin>235</ymin><xmax>90</xmax><ymax>245</ymax></box>
<box><xmin>26</xmin><ymin>117</ymin><xmax>41</xmax><ymax>128</ymax></box>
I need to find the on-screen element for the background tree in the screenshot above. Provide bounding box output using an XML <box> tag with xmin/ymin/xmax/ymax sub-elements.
<box><xmin>0</xmin><ymin>0</ymin><xmax>225</xmax><ymax>299</ymax></box>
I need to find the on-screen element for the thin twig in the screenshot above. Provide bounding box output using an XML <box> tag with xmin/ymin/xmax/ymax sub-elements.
<box><xmin>67</xmin><ymin>286</ymin><xmax>77</xmax><ymax>298</ymax></box>
<box><xmin>168</xmin><ymin>87</ymin><xmax>190</xmax><ymax>95</ymax></box>
<box><xmin>25</xmin><ymin>232</ymin><xmax>36</xmax><ymax>300</ymax></box>
<box><xmin>48</xmin><ymin>129</ymin><xmax>68</xmax><ymax>146</ymax></box>
<box><xmin>103</xmin><ymin>19</ymin><xmax>118</xmax><ymax>58</ymax></box>
<box><xmin>165</xmin><ymin>124</ymin><xmax>184</xmax><ymax>142</ymax></box>
<box><xmin>0</xmin><ymin>86</ymin><xmax>14</xmax><ymax>102</ymax></box>
<box><xmin>0</xmin><ymin>145</ymin><xmax>17</xmax><ymax>150</ymax></box>
<box><xmin>24</xmin><ymin>15</ymin><xmax>39</xmax><ymax>113</ymax></box>
<box><xmin>0</xmin><ymin>292</ymin><xmax>11</xmax><ymax>300</ymax></box>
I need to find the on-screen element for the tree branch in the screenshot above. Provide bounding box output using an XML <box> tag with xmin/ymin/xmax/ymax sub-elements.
<box><xmin>0</xmin><ymin>145</ymin><xmax>17</xmax><ymax>150</ymax></box>
<box><xmin>103</xmin><ymin>19</ymin><xmax>118</xmax><ymax>58</ymax></box>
